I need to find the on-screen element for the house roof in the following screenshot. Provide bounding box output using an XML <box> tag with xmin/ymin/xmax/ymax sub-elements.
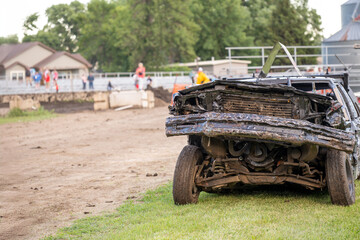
<box><xmin>170</xmin><ymin>59</ymin><xmax>251</xmax><ymax>68</ymax></box>
<box><xmin>71</xmin><ymin>53</ymin><xmax>92</xmax><ymax>68</ymax></box>
<box><xmin>5</xmin><ymin>61</ymin><xmax>29</xmax><ymax>70</ymax></box>
<box><xmin>34</xmin><ymin>51</ymin><xmax>92</xmax><ymax>69</ymax></box>
<box><xmin>0</xmin><ymin>42</ymin><xmax>56</xmax><ymax>65</ymax></box>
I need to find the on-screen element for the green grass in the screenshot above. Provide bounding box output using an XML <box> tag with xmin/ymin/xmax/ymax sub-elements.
<box><xmin>0</xmin><ymin>107</ymin><xmax>56</xmax><ymax>124</ymax></box>
<box><xmin>45</xmin><ymin>181</ymin><xmax>360</xmax><ymax>240</ymax></box>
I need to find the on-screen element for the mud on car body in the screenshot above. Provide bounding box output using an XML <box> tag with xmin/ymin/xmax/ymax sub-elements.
<box><xmin>166</xmin><ymin>44</ymin><xmax>360</xmax><ymax>206</ymax></box>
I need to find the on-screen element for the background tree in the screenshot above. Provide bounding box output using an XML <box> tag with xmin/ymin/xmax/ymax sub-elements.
<box><xmin>122</xmin><ymin>0</ymin><xmax>198</xmax><ymax>70</ymax></box>
<box><xmin>0</xmin><ymin>35</ymin><xmax>19</xmax><ymax>44</ymax></box>
<box><xmin>23</xmin><ymin>30</ymin><xmax>63</xmax><ymax>50</ymax></box>
<box><xmin>23</xmin><ymin>1</ymin><xmax>85</xmax><ymax>52</ymax></box>
<box><xmin>19</xmin><ymin>0</ymin><xmax>323</xmax><ymax>70</ymax></box>
<box><xmin>191</xmin><ymin>0</ymin><xmax>252</xmax><ymax>61</ymax></box>
<box><xmin>243</xmin><ymin>0</ymin><xmax>322</xmax><ymax>65</ymax></box>
<box><xmin>78</xmin><ymin>0</ymin><xmax>123</xmax><ymax>71</ymax></box>
<box><xmin>23</xmin><ymin>13</ymin><xmax>40</xmax><ymax>36</ymax></box>
<box><xmin>44</xmin><ymin>0</ymin><xmax>85</xmax><ymax>52</ymax></box>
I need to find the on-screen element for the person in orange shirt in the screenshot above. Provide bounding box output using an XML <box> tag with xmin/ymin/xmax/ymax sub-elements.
<box><xmin>135</xmin><ymin>62</ymin><xmax>146</xmax><ymax>90</ymax></box>
<box><xmin>195</xmin><ymin>67</ymin><xmax>210</xmax><ymax>84</ymax></box>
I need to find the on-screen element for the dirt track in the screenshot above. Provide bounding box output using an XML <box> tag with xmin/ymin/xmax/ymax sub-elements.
<box><xmin>0</xmin><ymin>107</ymin><xmax>186</xmax><ymax>240</ymax></box>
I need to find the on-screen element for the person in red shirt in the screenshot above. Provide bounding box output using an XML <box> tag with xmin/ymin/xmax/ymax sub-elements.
<box><xmin>44</xmin><ymin>68</ymin><xmax>50</xmax><ymax>91</ymax></box>
<box><xmin>135</xmin><ymin>63</ymin><xmax>146</xmax><ymax>90</ymax></box>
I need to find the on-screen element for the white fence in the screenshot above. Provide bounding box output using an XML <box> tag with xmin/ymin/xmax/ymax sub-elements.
<box><xmin>0</xmin><ymin>74</ymin><xmax>193</xmax><ymax>95</ymax></box>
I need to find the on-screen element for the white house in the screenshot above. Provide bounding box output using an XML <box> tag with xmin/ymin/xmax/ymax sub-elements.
<box><xmin>0</xmin><ymin>42</ymin><xmax>92</xmax><ymax>81</ymax></box>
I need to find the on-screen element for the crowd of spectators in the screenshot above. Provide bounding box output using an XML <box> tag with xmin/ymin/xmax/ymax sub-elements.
<box><xmin>26</xmin><ymin>67</ymin><xmax>59</xmax><ymax>92</ymax></box>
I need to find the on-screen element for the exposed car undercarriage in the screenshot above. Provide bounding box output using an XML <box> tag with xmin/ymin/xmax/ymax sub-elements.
<box><xmin>167</xmin><ymin>80</ymin><xmax>355</xmax><ymax>192</ymax></box>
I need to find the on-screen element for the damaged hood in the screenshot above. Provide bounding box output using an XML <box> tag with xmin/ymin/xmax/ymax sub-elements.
<box><xmin>178</xmin><ymin>80</ymin><xmax>332</xmax><ymax>103</ymax></box>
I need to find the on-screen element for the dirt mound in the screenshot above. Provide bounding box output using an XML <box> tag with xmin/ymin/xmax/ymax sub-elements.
<box><xmin>41</xmin><ymin>101</ymin><xmax>94</xmax><ymax>113</ymax></box>
<box><xmin>148</xmin><ymin>86</ymin><xmax>172</xmax><ymax>103</ymax></box>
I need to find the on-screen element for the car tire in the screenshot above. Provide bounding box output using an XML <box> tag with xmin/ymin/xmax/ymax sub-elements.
<box><xmin>173</xmin><ymin>145</ymin><xmax>203</xmax><ymax>205</ymax></box>
<box><xmin>326</xmin><ymin>149</ymin><xmax>356</xmax><ymax>206</ymax></box>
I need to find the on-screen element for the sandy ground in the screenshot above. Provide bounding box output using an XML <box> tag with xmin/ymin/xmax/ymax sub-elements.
<box><xmin>0</xmin><ymin>107</ymin><xmax>187</xmax><ymax>240</ymax></box>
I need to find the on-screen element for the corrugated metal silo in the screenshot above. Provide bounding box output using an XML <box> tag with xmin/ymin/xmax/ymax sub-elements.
<box><xmin>322</xmin><ymin>0</ymin><xmax>360</xmax><ymax>89</ymax></box>
<box><xmin>341</xmin><ymin>0</ymin><xmax>360</xmax><ymax>28</ymax></box>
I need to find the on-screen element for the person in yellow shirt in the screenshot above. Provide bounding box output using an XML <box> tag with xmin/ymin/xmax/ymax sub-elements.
<box><xmin>196</xmin><ymin>67</ymin><xmax>210</xmax><ymax>84</ymax></box>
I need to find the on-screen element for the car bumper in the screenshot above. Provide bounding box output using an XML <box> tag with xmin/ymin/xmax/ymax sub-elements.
<box><xmin>166</xmin><ymin>112</ymin><xmax>355</xmax><ymax>152</ymax></box>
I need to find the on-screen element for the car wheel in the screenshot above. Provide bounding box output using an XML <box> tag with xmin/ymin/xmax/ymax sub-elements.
<box><xmin>173</xmin><ymin>145</ymin><xmax>203</xmax><ymax>205</ymax></box>
<box><xmin>326</xmin><ymin>149</ymin><xmax>356</xmax><ymax>206</ymax></box>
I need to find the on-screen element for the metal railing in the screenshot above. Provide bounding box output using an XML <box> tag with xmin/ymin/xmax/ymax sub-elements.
<box><xmin>226</xmin><ymin>45</ymin><xmax>360</xmax><ymax>66</ymax></box>
<box><xmin>225</xmin><ymin>45</ymin><xmax>360</xmax><ymax>89</ymax></box>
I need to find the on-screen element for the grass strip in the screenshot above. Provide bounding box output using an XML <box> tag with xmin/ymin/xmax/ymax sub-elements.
<box><xmin>45</xmin><ymin>181</ymin><xmax>360</xmax><ymax>240</ymax></box>
<box><xmin>0</xmin><ymin>107</ymin><xmax>56</xmax><ymax>125</ymax></box>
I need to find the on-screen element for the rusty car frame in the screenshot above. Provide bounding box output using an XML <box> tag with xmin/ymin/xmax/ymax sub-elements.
<box><xmin>166</xmin><ymin>43</ymin><xmax>360</xmax><ymax>206</ymax></box>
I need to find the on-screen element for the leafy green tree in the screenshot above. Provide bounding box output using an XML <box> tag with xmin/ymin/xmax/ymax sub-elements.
<box><xmin>22</xmin><ymin>1</ymin><xmax>85</xmax><ymax>52</ymax></box>
<box><xmin>191</xmin><ymin>0</ymin><xmax>253</xmax><ymax>61</ymax></box>
<box><xmin>294</xmin><ymin>0</ymin><xmax>322</xmax><ymax>44</ymax></box>
<box><xmin>0</xmin><ymin>35</ymin><xmax>19</xmax><ymax>44</ymax></box>
<box><xmin>22</xmin><ymin>30</ymin><xmax>62</xmax><ymax>50</ymax></box>
<box><xmin>23</xmin><ymin>13</ymin><xmax>40</xmax><ymax>35</ymax></box>
<box><xmin>243</xmin><ymin>0</ymin><xmax>322</xmax><ymax>65</ymax></box>
<box><xmin>44</xmin><ymin>1</ymin><xmax>86</xmax><ymax>52</ymax></box>
<box><xmin>78</xmin><ymin>0</ymin><xmax>125</xmax><ymax>71</ymax></box>
<box><xmin>20</xmin><ymin>0</ymin><xmax>323</xmax><ymax>71</ymax></box>
<box><xmin>243</xmin><ymin>0</ymin><xmax>275</xmax><ymax>46</ymax></box>
<box><xmin>267</xmin><ymin>0</ymin><xmax>322</xmax><ymax>65</ymax></box>
<box><xmin>122</xmin><ymin>0</ymin><xmax>198</xmax><ymax>70</ymax></box>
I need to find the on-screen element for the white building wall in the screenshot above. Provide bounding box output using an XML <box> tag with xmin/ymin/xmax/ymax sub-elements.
<box><xmin>46</xmin><ymin>55</ymin><xmax>87</xmax><ymax>70</ymax></box>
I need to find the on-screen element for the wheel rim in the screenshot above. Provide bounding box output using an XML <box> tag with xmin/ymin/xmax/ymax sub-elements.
<box><xmin>192</xmin><ymin>165</ymin><xmax>200</xmax><ymax>197</ymax></box>
<box><xmin>346</xmin><ymin>159</ymin><xmax>355</xmax><ymax>197</ymax></box>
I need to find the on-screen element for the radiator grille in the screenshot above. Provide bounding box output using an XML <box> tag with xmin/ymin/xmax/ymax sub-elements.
<box><xmin>221</xmin><ymin>94</ymin><xmax>294</xmax><ymax>118</ymax></box>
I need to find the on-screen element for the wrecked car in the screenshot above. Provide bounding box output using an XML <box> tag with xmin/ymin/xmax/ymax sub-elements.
<box><xmin>166</xmin><ymin>43</ymin><xmax>360</xmax><ymax>206</ymax></box>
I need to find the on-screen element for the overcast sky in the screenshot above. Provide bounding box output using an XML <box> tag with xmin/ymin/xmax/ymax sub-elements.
<box><xmin>0</xmin><ymin>0</ymin><xmax>348</xmax><ymax>41</ymax></box>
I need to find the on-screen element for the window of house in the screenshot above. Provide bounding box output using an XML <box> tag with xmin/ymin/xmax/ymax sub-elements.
<box><xmin>11</xmin><ymin>73</ymin><xmax>17</xmax><ymax>80</ymax></box>
<box><xmin>18</xmin><ymin>72</ymin><xmax>23</xmax><ymax>81</ymax></box>
<box><xmin>10</xmin><ymin>71</ymin><xmax>25</xmax><ymax>81</ymax></box>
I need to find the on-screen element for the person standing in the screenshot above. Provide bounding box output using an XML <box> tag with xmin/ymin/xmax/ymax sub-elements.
<box><xmin>133</xmin><ymin>74</ymin><xmax>139</xmax><ymax>90</ymax></box>
<box><xmin>55</xmin><ymin>81</ymin><xmax>59</xmax><ymax>93</ymax></box>
<box><xmin>195</xmin><ymin>67</ymin><xmax>210</xmax><ymax>84</ymax></box>
<box><xmin>44</xmin><ymin>68</ymin><xmax>51</xmax><ymax>90</ymax></box>
<box><xmin>52</xmin><ymin>69</ymin><xmax>58</xmax><ymax>86</ymax></box>
<box><xmin>30</xmin><ymin>68</ymin><xmax>35</xmax><ymax>86</ymax></box>
<box><xmin>82</xmin><ymin>74</ymin><xmax>87</xmax><ymax>90</ymax></box>
<box><xmin>135</xmin><ymin>62</ymin><xmax>146</xmax><ymax>90</ymax></box>
<box><xmin>39</xmin><ymin>68</ymin><xmax>45</xmax><ymax>86</ymax></box>
<box><xmin>25</xmin><ymin>68</ymin><xmax>31</xmax><ymax>86</ymax></box>
<box><xmin>87</xmin><ymin>73</ymin><xmax>94</xmax><ymax>90</ymax></box>
<box><xmin>33</xmin><ymin>71</ymin><xmax>42</xmax><ymax>89</ymax></box>
<box><xmin>107</xmin><ymin>80</ymin><xmax>114</xmax><ymax>91</ymax></box>
<box><xmin>189</xmin><ymin>70</ymin><xmax>195</xmax><ymax>84</ymax></box>
<box><xmin>146</xmin><ymin>75</ymin><xmax>152</xmax><ymax>89</ymax></box>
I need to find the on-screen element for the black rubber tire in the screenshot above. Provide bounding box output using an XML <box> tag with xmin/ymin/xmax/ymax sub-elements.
<box><xmin>173</xmin><ymin>145</ymin><xmax>203</xmax><ymax>205</ymax></box>
<box><xmin>326</xmin><ymin>149</ymin><xmax>356</xmax><ymax>206</ymax></box>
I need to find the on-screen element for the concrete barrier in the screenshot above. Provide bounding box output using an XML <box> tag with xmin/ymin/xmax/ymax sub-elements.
<box><xmin>93</xmin><ymin>92</ymin><xmax>110</xmax><ymax>111</ymax></box>
<box><xmin>1</xmin><ymin>90</ymin><xmax>156</xmax><ymax>111</ymax></box>
<box><xmin>9</xmin><ymin>96</ymin><xmax>41</xmax><ymax>110</ymax></box>
<box><xmin>109</xmin><ymin>90</ymin><xmax>154</xmax><ymax>109</ymax></box>
<box><xmin>0</xmin><ymin>92</ymin><xmax>100</xmax><ymax>104</ymax></box>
